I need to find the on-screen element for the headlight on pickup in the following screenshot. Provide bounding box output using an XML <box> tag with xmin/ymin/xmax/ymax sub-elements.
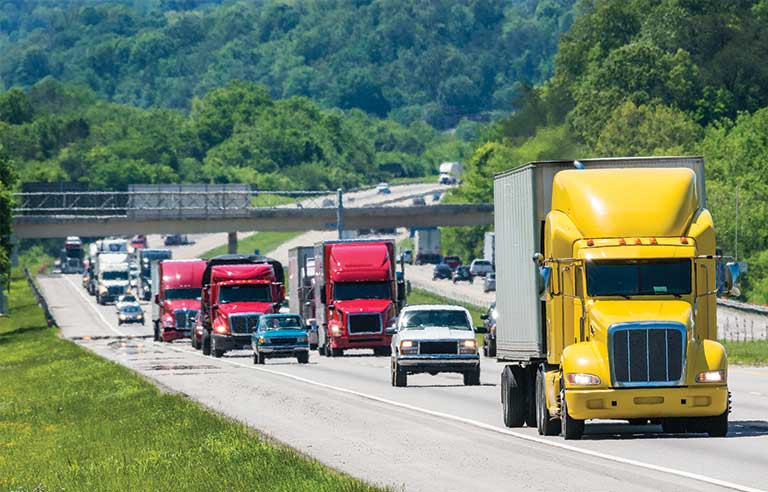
<box><xmin>459</xmin><ymin>339</ymin><xmax>477</xmax><ymax>354</ymax></box>
<box><xmin>696</xmin><ymin>370</ymin><xmax>726</xmax><ymax>383</ymax></box>
<box><xmin>565</xmin><ymin>373</ymin><xmax>601</xmax><ymax>386</ymax></box>
<box><xmin>297</xmin><ymin>336</ymin><xmax>308</xmax><ymax>343</ymax></box>
<box><xmin>400</xmin><ymin>340</ymin><xmax>418</xmax><ymax>355</ymax></box>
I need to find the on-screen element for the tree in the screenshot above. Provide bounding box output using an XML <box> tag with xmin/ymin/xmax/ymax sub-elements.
<box><xmin>0</xmin><ymin>144</ymin><xmax>18</xmax><ymax>285</ymax></box>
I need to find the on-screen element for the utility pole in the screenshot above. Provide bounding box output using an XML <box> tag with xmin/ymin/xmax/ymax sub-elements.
<box><xmin>336</xmin><ymin>188</ymin><xmax>344</xmax><ymax>239</ymax></box>
<box><xmin>734</xmin><ymin>186</ymin><xmax>739</xmax><ymax>261</ymax></box>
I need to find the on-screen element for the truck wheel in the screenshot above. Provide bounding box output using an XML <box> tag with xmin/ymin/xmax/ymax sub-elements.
<box><xmin>392</xmin><ymin>360</ymin><xmax>407</xmax><ymax>387</ymax></box>
<box><xmin>297</xmin><ymin>352</ymin><xmax>309</xmax><ymax>364</ymax></box>
<box><xmin>501</xmin><ymin>365</ymin><xmax>526</xmax><ymax>427</ymax></box>
<box><xmin>536</xmin><ymin>368</ymin><xmax>561</xmax><ymax>435</ymax></box>
<box><xmin>331</xmin><ymin>347</ymin><xmax>344</xmax><ymax>357</ymax></box>
<box><xmin>256</xmin><ymin>351</ymin><xmax>266</xmax><ymax>365</ymax></box>
<box><xmin>661</xmin><ymin>419</ymin><xmax>686</xmax><ymax>434</ymax></box>
<box><xmin>706</xmin><ymin>411</ymin><xmax>729</xmax><ymax>437</ymax></box>
<box><xmin>201</xmin><ymin>332</ymin><xmax>211</xmax><ymax>356</ymax></box>
<box><xmin>373</xmin><ymin>347</ymin><xmax>391</xmax><ymax>357</ymax></box>
<box><xmin>560</xmin><ymin>390</ymin><xmax>584</xmax><ymax>440</ymax></box>
<box><xmin>153</xmin><ymin>323</ymin><xmax>160</xmax><ymax>342</ymax></box>
<box><xmin>463</xmin><ymin>367</ymin><xmax>481</xmax><ymax>386</ymax></box>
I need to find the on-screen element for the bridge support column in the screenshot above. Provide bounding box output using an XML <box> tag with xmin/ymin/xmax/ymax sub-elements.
<box><xmin>227</xmin><ymin>231</ymin><xmax>237</xmax><ymax>254</ymax></box>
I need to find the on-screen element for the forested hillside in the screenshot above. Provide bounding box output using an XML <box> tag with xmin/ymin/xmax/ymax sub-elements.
<box><xmin>0</xmin><ymin>0</ymin><xmax>575</xmax><ymax>128</ymax></box>
<box><xmin>450</xmin><ymin>0</ymin><xmax>768</xmax><ymax>303</ymax></box>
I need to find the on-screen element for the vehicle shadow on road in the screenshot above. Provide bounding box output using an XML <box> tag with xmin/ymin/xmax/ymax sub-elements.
<box><xmin>402</xmin><ymin>383</ymin><xmax>496</xmax><ymax>388</ymax></box>
<box><xmin>581</xmin><ymin>420</ymin><xmax>768</xmax><ymax>440</ymax></box>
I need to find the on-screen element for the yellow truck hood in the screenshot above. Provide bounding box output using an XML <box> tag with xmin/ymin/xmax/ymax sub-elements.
<box><xmin>588</xmin><ymin>300</ymin><xmax>692</xmax><ymax>334</ymax></box>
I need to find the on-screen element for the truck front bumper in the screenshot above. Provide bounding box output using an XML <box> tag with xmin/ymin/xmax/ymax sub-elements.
<box><xmin>162</xmin><ymin>328</ymin><xmax>191</xmax><ymax>342</ymax></box>
<box><xmin>331</xmin><ymin>335</ymin><xmax>390</xmax><ymax>350</ymax></box>
<box><xmin>257</xmin><ymin>345</ymin><xmax>309</xmax><ymax>357</ymax></box>
<box><xmin>397</xmin><ymin>355</ymin><xmax>479</xmax><ymax>374</ymax></box>
<box><xmin>565</xmin><ymin>385</ymin><xmax>729</xmax><ymax>420</ymax></box>
<box><xmin>212</xmin><ymin>334</ymin><xmax>252</xmax><ymax>352</ymax></box>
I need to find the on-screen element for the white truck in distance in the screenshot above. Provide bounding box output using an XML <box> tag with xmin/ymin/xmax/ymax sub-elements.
<box><xmin>414</xmin><ymin>228</ymin><xmax>441</xmax><ymax>265</ymax></box>
<box><xmin>94</xmin><ymin>253</ymin><xmax>131</xmax><ymax>305</ymax></box>
<box><xmin>438</xmin><ymin>161</ymin><xmax>462</xmax><ymax>185</ymax></box>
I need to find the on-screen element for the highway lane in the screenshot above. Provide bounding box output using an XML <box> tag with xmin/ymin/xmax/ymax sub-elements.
<box><xmin>39</xmin><ymin>273</ymin><xmax>768</xmax><ymax>492</ymax></box>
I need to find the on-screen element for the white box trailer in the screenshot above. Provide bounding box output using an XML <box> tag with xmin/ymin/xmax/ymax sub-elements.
<box><xmin>493</xmin><ymin>157</ymin><xmax>705</xmax><ymax>361</ymax></box>
<box><xmin>483</xmin><ymin>232</ymin><xmax>495</xmax><ymax>267</ymax></box>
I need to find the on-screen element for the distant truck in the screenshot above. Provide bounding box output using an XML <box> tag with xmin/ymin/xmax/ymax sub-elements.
<box><xmin>138</xmin><ymin>249</ymin><xmax>172</xmax><ymax>301</ymax></box>
<box><xmin>494</xmin><ymin>157</ymin><xmax>740</xmax><ymax>440</ymax></box>
<box><xmin>314</xmin><ymin>239</ymin><xmax>406</xmax><ymax>357</ymax></box>
<box><xmin>438</xmin><ymin>161</ymin><xmax>462</xmax><ymax>185</ymax></box>
<box><xmin>288</xmin><ymin>246</ymin><xmax>319</xmax><ymax>350</ymax></box>
<box><xmin>483</xmin><ymin>232</ymin><xmax>495</xmax><ymax>268</ymax></box>
<box><xmin>61</xmin><ymin>236</ymin><xmax>84</xmax><ymax>274</ymax></box>
<box><xmin>152</xmin><ymin>259</ymin><xmax>205</xmax><ymax>343</ymax></box>
<box><xmin>200</xmin><ymin>255</ymin><xmax>286</xmax><ymax>358</ymax></box>
<box><xmin>414</xmin><ymin>228</ymin><xmax>441</xmax><ymax>265</ymax></box>
<box><xmin>94</xmin><ymin>252</ymin><xmax>131</xmax><ymax>304</ymax></box>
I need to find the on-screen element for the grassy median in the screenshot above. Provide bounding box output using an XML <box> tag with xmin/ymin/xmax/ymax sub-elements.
<box><xmin>722</xmin><ymin>340</ymin><xmax>768</xmax><ymax>365</ymax></box>
<box><xmin>0</xmin><ymin>268</ymin><xmax>382</xmax><ymax>492</ymax></box>
<box><xmin>202</xmin><ymin>231</ymin><xmax>302</xmax><ymax>259</ymax></box>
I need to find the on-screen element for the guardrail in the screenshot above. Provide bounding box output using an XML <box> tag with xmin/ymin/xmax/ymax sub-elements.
<box><xmin>717</xmin><ymin>298</ymin><xmax>768</xmax><ymax>342</ymax></box>
<box><xmin>23</xmin><ymin>267</ymin><xmax>56</xmax><ymax>328</ymax></box>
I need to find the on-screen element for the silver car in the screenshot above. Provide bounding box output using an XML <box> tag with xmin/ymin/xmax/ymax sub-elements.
<box><xmin>483</xmin><ymin>272</ymin><xmax>496</xmax><ymax>293</ymax></box>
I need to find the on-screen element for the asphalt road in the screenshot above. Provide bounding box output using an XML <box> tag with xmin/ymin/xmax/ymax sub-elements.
<box><xmin>39</xmin><ymin>272</ymin><xmax>768</xmax><ymax>492</ymax></box>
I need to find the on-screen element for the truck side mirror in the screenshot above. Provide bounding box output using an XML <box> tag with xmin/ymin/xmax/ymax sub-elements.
<box><xmin>480</xmin><ymin>313</ymin><xmax>489</xmax><ymax>320</ymax></box>
<box><xmin>538</xmin><ymin>265</ymin><xmax>551</xmax><ymax>300</ymax></box>
<box><xmin>328</xmin><ymin>304</ymin><xmax>335</xmax><ymax>311</ymax></box>
<box><xmin>475</xmin><ymin>325</ymin><xmax>488</xmax><ymax>334</ymax></box>
<box><xmin>212</xmin><ymin>304</ymin><xmax>219</xmax><ymax>311</ymax></box>
<box><xmin>724</xmin><ymin>261</ymin><xmax>742</xmax><ymax>297</ymax></box>
<box><xmin>154</xmin><ymin>293</ymin><xmax>160</xmax><ymax>304</ymax></box>
<box><xmin>385</xmin><ymin>326</ymin><xmax>397</xmax><ymax>335</ymax></box>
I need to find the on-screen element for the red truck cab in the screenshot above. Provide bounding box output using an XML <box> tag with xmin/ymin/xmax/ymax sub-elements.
<box><xmin>200</xmin><ymin>255</ymin><xmax>285</xmax><ymax>358</ymax></box>
<box><xmin>152</xmin><ymin>259</ymin><xmax>206</xmax><ymax>343</ymax></box>
<box><xmin>315</xmin><ymin>240</ymin><xmax>406</xmax><ymax>357</ymax></box>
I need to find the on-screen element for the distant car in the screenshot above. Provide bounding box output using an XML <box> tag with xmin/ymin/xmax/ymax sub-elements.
<box><xmin>432</xmin><ymin>263</ymin><xmax>452</xmax><ymax>280</ymax></box>
<box><xmin>164</xmin><ymin>235</ymin><xmax>181</xmax><ymax>246</ymax></box>
<box><xmin>399</xmin><ymin>250</ymin><xmax>413</xmax><ymax>264</ymax></box>
<box><xmin>483</xmin><ymin>272</ymin><xmax>496</xmax><ymax>293</ymax></box>
<box><xmin>252</xmin><ymin>314</ymin><xmax>310</xmax><ymax>364</ymax></box>
<box><xmin>481</xmin><ymin>302</ymin><xmax>497</xmax><ymax>357</ymax></box>
<box><xmin>388</xmin><ymin>305</ymin><xmax>486</xmax><ymax>387</ymax></box>
<box><xmin>443</xmin><ymin>256</ymin><xmax>461</xmax><ymax>270</ymax></box>
<box><xmin>432</xmin><ymin>192</ymin><xmax>442</xmax><ymax>202</ymax></box>
<box><xmin>412</xmin><ymin>196</ymin><xmax>426</xmax><ymax>206</ymax></box>
<box><xmin>376</xmin><ymin>182</ymin><xmax>391</xmax><ymax>194</ymax></box>
<box><xmin>115</xmin><ymin>294</ymin><xmax>139</xmax><ymax>311</ymax></box>
<box><xmin>469</xmin><ymin>259</ymin><xmax>494</xmax><ymax>277</ymax></box>
<box><xmin>322</xmin><ymin>198</ymin><xmax>335</xmax><ymax>208</ymax></box>
<box><xmin>452</xmin><ymin>265</ymin><xmax>473</xmax><ymax>284</ymax></box>
<box><xmin>118</xmin><ymin>304</ymin><xmax>145</xmax><ymax>325</ymax></box>
<box><xmin>130</xmin><ymin>235</ymin><xmax>147</xmax><ymax>250</ymax></box>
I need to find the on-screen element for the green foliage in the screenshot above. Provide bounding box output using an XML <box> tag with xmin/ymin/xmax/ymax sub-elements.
<box><xmin>720</xmin><ymin>340</ymin><xmax>768</xmax><ymax>365</ymax></box>
<box><xmin>0</xmin><ymin>0</ymin><xmax>576</xmax><ymax>128</ymax></box>
<box><xmin>0</xmin><ymin>143</ymin><xmax>17</xmax><ymax>283</ymax></box>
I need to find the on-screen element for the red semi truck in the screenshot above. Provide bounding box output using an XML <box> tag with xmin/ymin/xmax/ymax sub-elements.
<box><xmin>200</xmin><ymin>254</ymin><xmax>286</xmax><ymax>358</ymax></box>
<box><xmin>315</xmin><ymin>239</ymin><xmax>406</xmax><ymax>357</ymax></box>
<box><xmin>152</xmin><ymin>259</ymin><xmax>206</xmax><ymax>342</ymax></box>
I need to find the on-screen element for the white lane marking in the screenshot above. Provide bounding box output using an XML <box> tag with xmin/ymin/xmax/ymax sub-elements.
<box><xmin>62</xmin><ymin>275</ymin><xmax>126</xmax><ymax>337</ymax></box>
<box><xmin>163</xmin><ymin>343</ymin><xmax>763</xmax><ymax>492</ymax></box>
<box><xmin>749</xmin><ymin>392</ymin><xmax>763</xmax><ymax>396</ymax></box>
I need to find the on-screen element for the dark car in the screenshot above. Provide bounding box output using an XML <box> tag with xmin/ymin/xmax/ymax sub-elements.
<box><xmin>412</xmin><ymin>196</ymin><xmax>426</xmax><ymax>206</ymax></box>
<box><xmin>452</xmin><ymin>265</ymin><xmax>473</xmax><ymax>284</ymax></box>
<box><xmin>481</xmin><ymin>302</ymin><xmax>497</xmax><ymax>357</ymax></box>
<box><xmin>118</xmin><ymin>304</ymin><xmax>145</xmax><ymax>325</ymax></box>
<box><xmin>432</xmin><ymin>263</ymin><xmax>452</xmax><ymax>280</ymax></box>
<box><xmin>443</xmin><ymin>256</ymin><xmax>461</xmax><ymax>270</ymax></box>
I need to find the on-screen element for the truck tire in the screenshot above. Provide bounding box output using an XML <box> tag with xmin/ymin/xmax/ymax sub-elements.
<box><xmin>256</xmin><ymin>351</ymin><xmax>266</xmax><ymax>365</ymax></box>
<box><xmin>392</xmin><ymin>360</ymin><xmax>407</xmax><ymax>387</ymax></box>
<box><xmin>201</xmin><ymin>332</ymin><xmax>211</xmax><ymax>356</ymax></box>
<box><xmin>373</xmin><ymin>347</ymin><xmax>392</xmax><ymax>357</ymax></box>
<box><xmin>661</xmin><ymin>419</ymin><xmax>686</xmax><ymax>434</ymax></box>
<box><xmin>706</xmin><ymin>411</ymin><xmax>729</xmax><ymax>437</ymax></box>
<box><xmin>331</xmin><ymin>347</ymin><xmax>344</xmax><ymax>357</ymax></box>
<box><xmin>501</xmin><ymin>365</ymin><xmax>526</xmax><ymax>427</ymax></box>
<box><xmin>297</xmin><ymin>351</ymin><xmax>309</xmax><ymax>364</ymax></box>
<box><xmin>535</xmin><ymin>368</ymin><xmax>561</xmax><ymax>435</ymax></box>
<box><xmin>560</xmin><ymin>390</ymin><xmax>584</xmax><ymax>440</ymax></box>
<box><xmin>463</xmin><ymin>367</ymin><xmax>481</xmax><ymax>386</ymax></box>
<box><xmin>212</xmin><ymin>338</ymin><xmax>224</xmax><ymax>358</ymax></box>
<box><xmin>153</xmin><ymin>322</ymin><xmax>160</xmax><ymax>342</ymax></box>
<box><xmin>484</xmin><ymin>337</ymin><xmax>496</xmax><ymax>358</ymax></box>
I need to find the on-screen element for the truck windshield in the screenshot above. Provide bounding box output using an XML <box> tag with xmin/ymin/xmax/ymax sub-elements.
<box><xmin>261</xmin><ymin>317</ymin><xmax>302</xmax><ymax>331</ymax></box>
<box><xmin>219</xmin><ymin>285</ymin><xmax>272</xmax><ymax>304</ymax></box>
<box><xmin>165</xmin><ymin>288</ymin><xmax>201</xmax><ymax>300</ymax></box>
<box><xmin>102</xmin><ymin>271</ymin><xmax>128</xmax><ymax>281</ymax></box>
<box><xmin>400</xmin><ymin>310</ymin><xmax>471</xmax><ymax>331</ymax></box>
<box><xmin>334</xmin><ymin>282</ymin><xmax>391</xmax><ymax>301</ymax></box>
<box><xmin>586</xmin><ymin>259</ymin><xmax>692</xmax><ymax>297</ymax></box>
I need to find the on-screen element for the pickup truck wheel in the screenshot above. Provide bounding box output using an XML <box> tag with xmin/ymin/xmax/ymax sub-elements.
<box><xmin>706</xmin><ymin>411</ymin><xmax>729</xmax><ymax>437</ymax></box>
<box><xmin>501</xmin><ymin>365</ymin><xmax>526</xmax><ymax>427</ymax></box>
<box><xmin>392</xmin><ymin>360</ymin><xmax>407</xmax><ymax>387</ymax></box>
<box><xmin>201</xmin><ymin>333</ymin><xmax>211</xmax><ymax>356</ymax></box>
<box><xmin>560</xmin><ymin>390</ymin><xmax>584</xmax><ymax>440</ymax></box>
<box><xmin>256</xmin><ymin>351</ymin><xmax>266</xmax><ymax>365</ymax></box>
<box><xmin>297</xmin><ymin>352</ymin><xmax>309</xmax><ymax>364</ymax></box>
<box><xmin>536</xmin><ymin>368</ymin><xmax>561</xmax><ymax>435</ymax></box>
<box><xmin>463</xmin><ymin>367</ymin><xmax>481</xmax><ymax>386</ymax></box>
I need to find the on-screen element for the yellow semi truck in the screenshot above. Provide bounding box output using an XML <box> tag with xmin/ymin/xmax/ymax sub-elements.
<box><xmin>494</xmin><ymin>157</ymin><xmax>741</xmax><ymax>439</ymax></box>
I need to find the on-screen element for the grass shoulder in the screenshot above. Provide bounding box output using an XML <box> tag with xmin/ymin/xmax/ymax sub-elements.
<box><xmin>0</xmin><ymin>267</ymin><xmax>383</xmax><ymax>491</ymax></box>
<box><xmin>721</xmin><ymin>340</ymin><xmax>768</xmax><ymax>365</ymax></box>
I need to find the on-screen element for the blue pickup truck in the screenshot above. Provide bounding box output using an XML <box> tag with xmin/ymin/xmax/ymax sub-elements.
<box><xmin>252</xmin><ymin>314</ymin><xmax>310</xmax><ymax>365</ymax></box>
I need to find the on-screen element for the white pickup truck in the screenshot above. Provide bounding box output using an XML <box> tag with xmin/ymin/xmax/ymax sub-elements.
<box><xmin>387</xmin><ymin>305</ymin><xmax>486</xmax><ymax>387</ymax></box>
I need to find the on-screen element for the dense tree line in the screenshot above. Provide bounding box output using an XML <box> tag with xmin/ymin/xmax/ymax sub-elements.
<box><xmin>449</xmin><ymin>0</ymin><xmax>768</xmax><ymax>303</ymax></box>
<box><xmin>0</xmin><ymin>0</ymin><xmax>575</xmax><ymax>128</ymax></box>
<box><xmin>0</xmin><ymin>78</ymin><xmax>468</xmax><ymax>190</ymax></box>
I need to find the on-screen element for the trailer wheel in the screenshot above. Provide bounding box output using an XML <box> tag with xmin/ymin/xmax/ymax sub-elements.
<box><xmin>560</xmin><ymin>390</ymin><xmax>584</xmax><ymax>440</ymax></box>
<box><xmin>463</xmin><ymin>367</ymin><xmax>481</xmax><ymax>386</ymax></box>
<box><xmin>535</xmin><ymin>368</ymin><xmax>561</xmax><ymax>435</ymax></box>
<box><xmin>706</xmin><ymin>411</ymin><xmax>729</xmax><ymax>437</ymax></box>
<box><xmin>201</xmin><ymin>332</ymin><xmax>211</xmax><ymax>356</ymax></box>
<box><xmin>501</xmin><ymin>365</ymin><xmax>526</xmax><ymax>427</ymax></box>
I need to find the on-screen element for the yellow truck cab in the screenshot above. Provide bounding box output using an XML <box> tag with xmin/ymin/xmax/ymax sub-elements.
<box><xmin>494</xmin><ymin>157</ymin><xmax>741</xmax><ymax>440</ymax></box>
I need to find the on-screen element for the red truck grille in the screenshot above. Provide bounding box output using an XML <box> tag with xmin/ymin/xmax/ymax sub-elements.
<box><xmin>348</xmin><ymin>314</ymin><xmax>381</xmax><ymax>334</ymax></box>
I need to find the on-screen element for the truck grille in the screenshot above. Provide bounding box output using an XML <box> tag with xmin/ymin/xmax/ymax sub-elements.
<box><xmin>268</xmin><ymin>337</ymin><xmax>297</xmax><ymax>345</ymax></box>
<box><xmin>229</xmin><ymin>313</ymin><xmax>261</xmax><ymax>334</ymax></box>
<box><xmin>419</xmin><ymin>341</ymin><xmax>458</xmax><ymax>355</ymax></box>
<box><xmin>174</xmin><ymin>309</ymin><xmax>199</xmax><ymax>329</ymax></box>
<box><xmin>348</xmin><ymin>314</ymin><xmax>382</xmax><ymax>334</ymax></box>
<box><xmin>108</xmin><ymin>285</ymin><xmax>124</xmax><ymax>296</ymax></box>
<box><xmin>610</xmin><ymin>323</ymin><xmax>685</xmax><ymax>386</ymax></box>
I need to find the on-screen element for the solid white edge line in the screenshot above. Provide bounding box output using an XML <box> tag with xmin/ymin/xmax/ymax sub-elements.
<box><xmin>61</xmin><ymin>275</ymin><xmax>126</xmax><ymax>337</ymax></box>
<box><xmin>165</xmin><ymin>343</ymin><xmax>764</xmax><ymax>492</ymax></box>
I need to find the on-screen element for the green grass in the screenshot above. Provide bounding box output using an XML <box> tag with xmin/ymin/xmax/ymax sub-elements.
<box><xmin>0</xmin><ymin>267</ymin><xmax>383</xmax><ymax>491</ymax></box>
<box><xmin>389</xmin><ymin>176</ymin><xmax>438</xmax><ymax>185</ymax></box>
<box><xmin>397</xmin><ymin>237</ymin><xmax>414</xmax><ymax>253</ymax></box>
<box><xmin>202</xmin><ymin>231</ymin><xmax>303</xmax><ymax>259</ymax></box>
<box><xmin>722</xmin><ymin>340</ymin><xmax>768</xmax><ymax>365</ymax></box>
<box><xmin>406</xmin><ymin>288</ymin><xmax>488</xmax><ymax>345</ymax></box>
<box><xmin>250</xmin><ymin>194</ymin><xmax>301</xmax><ymax>208</ymax></box>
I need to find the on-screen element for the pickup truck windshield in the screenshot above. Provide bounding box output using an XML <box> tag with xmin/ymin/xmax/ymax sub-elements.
<box><xmin>401</xmin><ymin>310</ymin><xmax>471</xmax><ymax>330</ymax></box>
<box><xmin>102</xmin><ymin>271</ymin><xmax>128</xmax><ymax>281</ymax></box>
<box><xmin>334</xmin><ymin>282</ymin><xmax>391</xmax><ymax>301</ymax></box>
<box><xmin>165</xmin><ymin>288</ymin><xmax>201</xmax><ymax>300</ymax></box>
<box><xmin>261</xmin><ymin>317</ymin><xmax>302</xmax><ymax>331</ymax></box>
<box><xmin>586</xmin><ymin>259</ymin><xmax>692</xmax><ymax>297</ymax></box>
<box><xmin>219</xmin><ymin>285</ymin><xmax>272</xmax><ymax>304</ymax></box>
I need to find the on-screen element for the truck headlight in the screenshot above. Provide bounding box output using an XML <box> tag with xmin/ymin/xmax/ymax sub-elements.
<box><xmin>696</xmin><ymin>370</ymin><xmax>726</xmax><ymax>383</ymax></box>
<box><xmin>459</xmin><ymin>339</ymin><xmax>478</xmax><ymax>354</ymax></box>
<box><xmin>400</xmin><ymin>340</ymin><xmax>417</xmax><ymax>355</ymax></box>
<box><xmin>330</xmin><ymin>324</ymin><xmax>341</xmax><ymax>336</ymax></box>
<box><xmin>213</xmin><ymin>324</ymin><xmax>228</xmax><ymax>334</ymax></box>
<box><xmin>258</xmin><ymin>336</ymin><xmax>265</xmax><ymax>343</ymax></box>
<box><xmin>565</xmin><ymin>373</ymin><xmax>601</xmax><ymax>386</ymax></box>
<box><xmin>119</xmin><ymin>315</ymin><xmax>126</xmax><ymax>320</ymax></box>
<box><xmin>99</xmin><ymin>286</ymin><xmax>107</xmax><ymax>294</ymax></box>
